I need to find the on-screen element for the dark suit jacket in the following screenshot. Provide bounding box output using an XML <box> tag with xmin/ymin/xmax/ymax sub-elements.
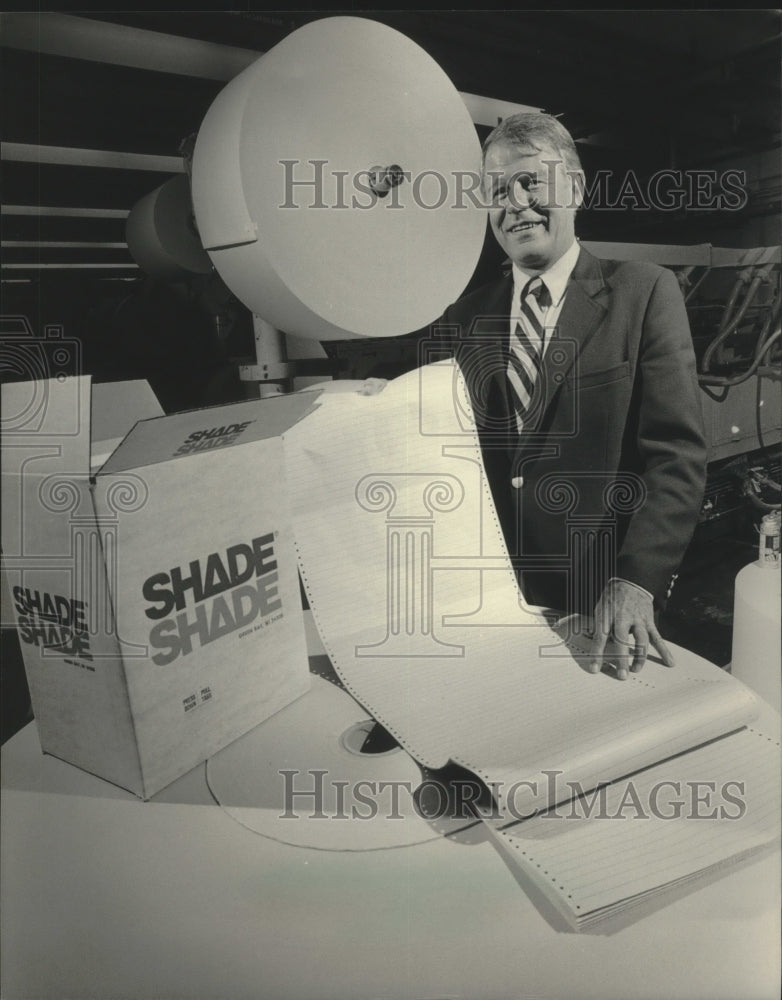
<box><xmin>436</xmin><ymin>247</ymin><xmax>707</xmax><ymax>614</ymax></box>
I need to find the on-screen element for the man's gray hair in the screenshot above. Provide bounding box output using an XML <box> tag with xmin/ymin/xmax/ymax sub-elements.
<box><xmin>482</xmin><ymin>112</ymin><xmax>583</xmax><ymax>176</ymax></box>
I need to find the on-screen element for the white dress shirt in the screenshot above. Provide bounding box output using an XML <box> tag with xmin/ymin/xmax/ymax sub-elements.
<box><xmin>510</xmin><ymin>238</ymin><xmax>581</xmax><ymax>357</ymax></box>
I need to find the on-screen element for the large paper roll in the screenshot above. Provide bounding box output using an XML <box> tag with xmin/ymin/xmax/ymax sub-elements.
<box><xmin>205</xmin><ymin>672</ymin><xmax>439</xmax><ymax>850</ymax></box>
<box><xmin>126</xmin><ymin>175</ymin><xmax>213</xmax><ymax>280</ymax></box>
<box><xmin>191</xmin><ymin>16</ymin><xmax>485</xmax><ymax>340</ymax></box>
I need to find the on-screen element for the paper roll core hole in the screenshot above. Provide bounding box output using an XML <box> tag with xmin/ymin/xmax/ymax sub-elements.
<box><xmin>340</xmin><ymin>720</ymin><xmax>401</xmax><ymax>756</ymax></box>
<box><xmin>367</xmin><ymin>164</ymin><xmax>405</xmax><ymax>197</ymax></box>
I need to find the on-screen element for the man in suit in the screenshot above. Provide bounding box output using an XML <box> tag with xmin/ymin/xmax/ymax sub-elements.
<box><xmin>438</xmin><ymin>113</ymin><xmax>707</xmax><ymax>678</ymax></box>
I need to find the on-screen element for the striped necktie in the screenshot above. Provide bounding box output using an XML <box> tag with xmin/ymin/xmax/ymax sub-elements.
<box><xmin>507</xmin><ymin>276</ymin><xmax>551</xmax><ymax>433</ymax></box>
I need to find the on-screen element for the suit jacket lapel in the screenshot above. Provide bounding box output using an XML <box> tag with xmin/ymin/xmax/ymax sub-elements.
<box><xmin>537</xmin><ymin>247</ymin><xmax>608</xmax><ymax>423</ymax></box>
<box><xmin>461</xmin><ymin>250</ymin><xmax>609</xmax><ymax>458</ymax></box>
<box><xmin>463</xmin><ymin>275</ymin><xmax>515</xmax><ymax>433</ymax></box>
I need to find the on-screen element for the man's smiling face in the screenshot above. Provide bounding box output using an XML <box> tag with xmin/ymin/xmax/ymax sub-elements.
<box><xmin>483</xmin><ymin>140</ymin><xmax>582</xmax><ymax>272</ymax></box>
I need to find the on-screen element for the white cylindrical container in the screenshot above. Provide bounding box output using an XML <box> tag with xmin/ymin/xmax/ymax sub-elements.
<box><xmin>731</xmin><ymin>559</ymin><xmax>781</xmax><ymax>712</ymax></box>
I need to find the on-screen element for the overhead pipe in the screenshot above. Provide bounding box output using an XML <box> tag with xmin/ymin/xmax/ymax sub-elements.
<box><xmin>0</xmin><ymin>12</ymin><xmax>258</xmax><ymax>81</ymax></box>
<box><xmin>0</xmin><ymin>12</ymin><xmax>539</xmax><ymax>127</ymax></box>
<box><xmin>698</xmin><ymin>326</ymin><xmax>780</xmax><ymax>387</ymax></box>
<box><xmin>0</xmin><ymin>141</ymin><xmax>184</xmax><ymax>174</ymax></box>
<box><xmin>2</xmin><ymin>205</ymin><xmax>129</xmax><ymax>219</ymax></box>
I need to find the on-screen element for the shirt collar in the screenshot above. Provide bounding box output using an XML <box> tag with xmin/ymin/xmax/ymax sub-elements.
<box><xmin>512</xmin><ymin>239</ymin><xmax>581</xmax><ymax>309</ymax></box>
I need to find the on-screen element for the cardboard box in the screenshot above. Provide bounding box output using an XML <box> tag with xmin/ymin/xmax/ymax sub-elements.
<box><xmin>1</xmin><ymin>376</ymin><xmax>313</xmax><ymax>798</ymax></box>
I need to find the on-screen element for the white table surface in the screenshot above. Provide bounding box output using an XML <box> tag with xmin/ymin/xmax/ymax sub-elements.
<box><xmin>2</xmin><ymin>643</ymin><xmax>781</xmax><ymax>1000</ymax></box>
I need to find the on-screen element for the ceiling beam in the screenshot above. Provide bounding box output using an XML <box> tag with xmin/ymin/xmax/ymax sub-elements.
<box><xmin>2</xmin><ymin>241</ymin><xmax>129</xmax><ymax>250</ymax></box>
<box><xmin>2</xmin><ymin>263</ymin><xmax>138</xmax><ymax>270</ymax></box>
<box><xmin>0</xmin><ymin>12</ymin><xmax>541</xmax><ymax>128</ymax></box>
<box><xmin>0</xmin><ymin>12</ymin><xmax>258</xmax><ymax>81</ymax></box>
<box><xmin>2</xmin><ymin>206</ymin><xmax>130</xmax><ymax>218</ymax></box>
<box><xmin>1</xmin><ymin>142</ymin><xmax>183</xmax><ymax>173</ymax></box>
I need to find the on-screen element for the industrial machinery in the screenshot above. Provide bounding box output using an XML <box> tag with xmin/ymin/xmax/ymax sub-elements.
<box><xmin>687</xmin><ymin>247</ymin><xmax>780</xmax><ymax>536</ymax></box>
<box><xmin>580</xmin><ymin>241</ymin><xmax>781</xmax><ymax>532</ymax></box>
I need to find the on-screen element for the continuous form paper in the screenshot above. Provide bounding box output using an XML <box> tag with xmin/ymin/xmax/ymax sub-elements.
<box><xmin>283</xmin><ymin>361</ymin><xmax>760</xmax><ymax>820</ymax></box>
<box><xmin>488</xmin><ymin>725</ymin><xmax>781</xmax><ymax>929</ymax></box>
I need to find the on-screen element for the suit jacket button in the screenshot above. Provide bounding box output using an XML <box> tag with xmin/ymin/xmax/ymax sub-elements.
<box><xmin>511</xmin><ymin>476</ymin><xmax>524</xmax><ymax>489</ymax></box>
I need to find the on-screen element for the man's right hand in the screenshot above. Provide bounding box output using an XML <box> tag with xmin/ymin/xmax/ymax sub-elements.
<box><xmin>588</xmin><ymin>579</ymin><xmax>675</xmax><ymax>679</ymax></box>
